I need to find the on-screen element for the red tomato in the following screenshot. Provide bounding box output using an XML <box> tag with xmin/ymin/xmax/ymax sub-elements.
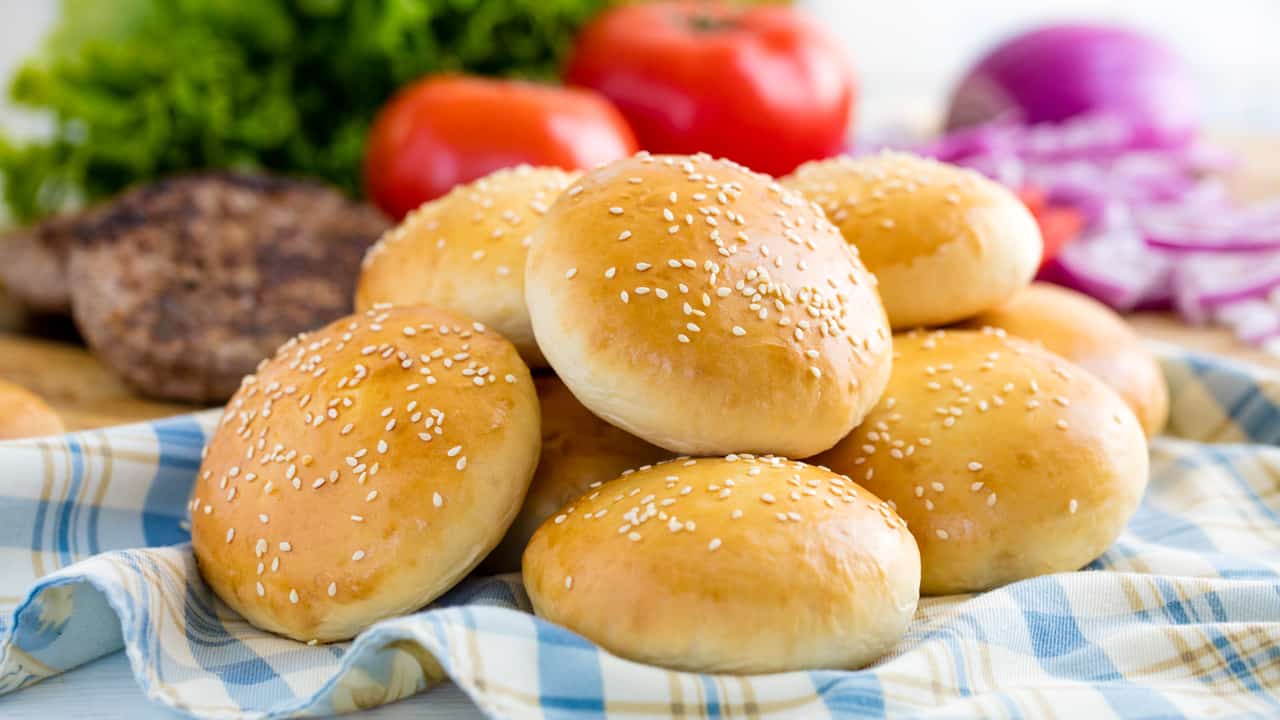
<box><xmin>364</xmin><ymin>75</ymin><xmax>637</xmax><ymax>219</ymax></box>
<box><xmin>565</xmin><ymin>1</ymin><xmax>856</xmax><ymax>177</ymax></box>
<box><xmin>1018</xmin><ymin>186</ymin><xmax>1085</xmax><ymax>269</ymax></box>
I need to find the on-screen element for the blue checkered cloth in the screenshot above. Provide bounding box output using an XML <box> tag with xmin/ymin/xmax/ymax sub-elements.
<box><xmin>2</xmin><ymin>345</ymin><xmax>1280</xmax><ymax>719</ymax></box>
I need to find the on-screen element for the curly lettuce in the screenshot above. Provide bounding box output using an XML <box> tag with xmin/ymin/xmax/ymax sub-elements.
<box><xmin>1</xmin><ymin>0</ymin><xmax>609</xmax><ymax>222</ymax></box>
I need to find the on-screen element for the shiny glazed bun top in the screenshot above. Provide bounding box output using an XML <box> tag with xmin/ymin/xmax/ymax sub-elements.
<box><xmin>523</xmin><ymin>455</ymin><xmax>920</xmax><ymax>674</ymax></box>
<box><xmin>525</xmin><ymin>152</ymin><xmax>893</xmax><ymax>458</ymax></box>
<box><xmin>964</xmin><ymin>283</ymin><xmax>1168</xmax><ymax>437</ymax></box>
<box><xmin>815</xmin><ymin>328</ymin><xmax>1148</xmax><ymax>595</ymax></box>
<box><xmin>190</xmin><ymin>305</ymin><xmax>541</xmax><ymax>642</ymax></box>
<box><xmin>783</xmin><ymin>151</ymin><xmax>1042</xmax><ymax>329</ymax></box>
<box><xmin>356</xmin><ymin>166</ymin><xmax>579</xmax><ymax>366</ymax></box>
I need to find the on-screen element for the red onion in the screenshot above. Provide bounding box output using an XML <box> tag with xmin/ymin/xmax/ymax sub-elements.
<box><xmin>946</xmin><ymin>24</ymin><xmax>1199</xmax><ymax>149</ymax></box>
<box><xmin>871</xmin><ymin>114</ymin><xmax>1280</xmax><ymax>353</ymax></box>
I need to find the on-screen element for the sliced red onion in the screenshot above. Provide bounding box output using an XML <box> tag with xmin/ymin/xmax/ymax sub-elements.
<box><xmin>870</xmin><ymin>113</ymin><xmax>1280</xmax><ymax>353</ymax></box>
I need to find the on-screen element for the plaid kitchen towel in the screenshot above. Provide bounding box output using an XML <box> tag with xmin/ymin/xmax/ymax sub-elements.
<box><xmin>2</xmin><ymin>345</ymin><xmax>1280</xmax><ymax>719</ymax></box>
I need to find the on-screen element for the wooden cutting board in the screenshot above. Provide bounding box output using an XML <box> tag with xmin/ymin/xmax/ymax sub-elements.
<box><xmin>3</xmin><ymin>133</ymin><xmax>1278</xmax><ymax>432</ymax></box>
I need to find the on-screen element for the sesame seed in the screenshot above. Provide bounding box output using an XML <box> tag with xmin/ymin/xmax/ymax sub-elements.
<box><xmin>761</xmin><ymin>493</ymin><xmax>776</xmax><ymax>504</ymax></box>
<box><xmin>456</xmin><ymin>456</ymin><xmax>468</xmax><ymax>470</ymax></box>
<box><xmin>289</xmin><ymin>589</ymin><xmax>299</xmax><ymax>604</ymax></box>
<box><xmin>618</xmin><ymin>230</ymin><xmax>632</xmax><ymax>241</ymax></box>
<box><xmin>967</xmin><ymin>462</ymin><xmax>983</xmax><ymax>472</ymax></box>
<box><xmin>565</xmin><ymin>268</ymin><xmax>578</xmax><ymax>279</ymax></box>
<box><xmin>352</xmin><ymin>550</ymin><xmax>365</xmax><ymax>561</ymax></box>
<box><xmin>1056</xmin><ymin>419</ymin><xmax>1069</xmax><ymax>430</ymax></box>
<box><xmin>279</xmin><ymin>542</ymin><xmax>292</xmax><ymax>552</ymax></box>
<box><xmin>936</xmin><ymin>529</ymin><xmax>950</xmax><ymax>540</ymax></box>
<box><xmin>225</xmin><ymin>528</ymin><xmax>235</xmax><ymax>543</ymax></box>
<box><xmin>708</xmin><ymin>538</ymin><xmax>722</xmax><ymax>551</ymax></box>
<box><xmin>732</xmin><ymin>326</ymin><xmax>746</xmax><ymax>336</ymax></box>
<box><xmin>1069</xmin><ymin>499</ymin><xmax>1079</xmax><ymax>514</ymax></box>
<box><xmin>565</xmin><ymin>576</ymin><xmax>574</xmax><ymax>590</ymax></box>
<box><xmin>258</xmin><ymin>513</ymin><xmax>269</xmax><ymax>524</ymax></box>
<box><xmin>328</xmin><ymin>582</ymin><xmax>337</xmax><ymax>597</ymax></box>
<box><xmin>554</xmin><ymin>514</ymin><xmax>567</xmax><ymax>524</ymax></box>
<box><xmin>433</xmin><ymin>492</ymin><xmax>444</xmax><ymax>507</ymax></box>
<box><xmin>351</xmin><ymin>515</ymin><xmax>364</xmax><ymax>522</ymax></box>
<box><xmin>731</xmin><ymin>509</ymin><xmax>744</xmax><ymax>520</ymax></box>
<box><xmin>256</xmin><ymin>582</ymin><xmax>265</xmax><ymax>597</ymax></box>
<box><xmin>609</xmin><ymin>207</ymin><xmax>624</xmax><ymax>215</ymax></box>
<box><xmin>628</xmin><ymin>532</ymin><xmax>642</xmax><ymax>542</ymax></box>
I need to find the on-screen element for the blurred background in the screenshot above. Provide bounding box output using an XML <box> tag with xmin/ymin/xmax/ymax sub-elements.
<box><xmin>809</xmin><ymin>0</ymin><xmax>1280</xmax><ymax>134</ymax></box>
<box><xmin>4</xmin><ymin>0</ymin><xmax>1279</xmax><ymax>142</ymax></box>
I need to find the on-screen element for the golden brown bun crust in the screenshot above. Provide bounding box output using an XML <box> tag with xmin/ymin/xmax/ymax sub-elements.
<box><xmin>523</xmin><ymin>455</ymin><xmax>920</xmax><ymax>673</ymax></box>
<box><xmin>483</xmin><ymin>375</ymin><xmax>672</xmax><ymax>573</ymax></box>
<box><xmin>962</xmin><ymin>283</ymin><xmax>1168</xmax><ymax>436</ymax></box>
<box><xmin>356</xmin><ymin>166</ymin><xmax>578</xmax><ymax>367</ymax></box>
<box><xmin>0</xmin><ymin>380</ymin><xmax>64</xmax><ymax>440</ymax></box>
<box><xmin>190</xmin><ymin>305</ymin><xmax>540</xmax><ymax>642</ymax></box>
<box><xmin>782</xmin><ymin>152</ymin><xmax>1042</xmax><ymax>329</ymax></box>
<box><xmin>813</xmin><ymin>329</ymin><xmax>1148</xmax><ymax>595</ymax></box>
<box><xmin>525</xmin><ymin>153</ymin><xmax>893</xmax><ymax>457</ymax></box>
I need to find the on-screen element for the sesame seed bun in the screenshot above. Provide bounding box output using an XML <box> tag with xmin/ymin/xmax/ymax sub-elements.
<box><xmin>961</xmin><ymin>283</ymin><xmax>1169</xmax><ymax>437</ymax></box>
<box><xmin>525</xmin><ymin>153</ymin><xmax>893</xmax><ymax>457</ymax></box>
<box><xmin>356</xmin><ymin>166</ymin><xmax>578</xmax><ymax>367</ymax></box>
<box><xmin>190</xmin><ymin>305</ymin><xmax>541</xmax><ymax>642</ymax></box>
<box><xmin>813</xmin><ymin>329</ymin><xmax>1148</xmax><ymax>595</ymax></box>
<box><xmin>522</xmin><ymin>455</ymin><xmax>920</xmax><ymax>673</ymax></box>
<box><xmin>0</xmin><ymin>380</ymin><xmax>64</xmax><ymax>440</ymax></box>
<box><xmin>483</xmin><ymin>375</ymin><xmax>672</xmax><ymax>573</ymax></box>
<box><xmin>782</xmin><ymin>152</ymin><xmax>1042</xmax><ymax>329</ymax></box>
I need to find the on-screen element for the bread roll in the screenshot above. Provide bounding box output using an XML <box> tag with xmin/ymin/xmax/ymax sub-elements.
<box><xmin>484</xmin><ymin>376</ymin><xmax>672</xmax><ymax>573</ymax></box>
<box><xmin>0</xmin><ymin>380</ymin><xmax>64</xmax><ymax>440</ymax></box>
<box><xmin>523</xmin><ymin>455</ymin><xmax>920</xmax><ymax>673</ymax></box>
<box><xmin>782</xmin><ymin>152</ymin><xmax>1042</xmax><ymax>329</ymax></box>
<box><xmin>814</xmin><ymin>328</ymin><xmax>1148</xmax><ymax>595</ymax></box>
<box><xmin>525</xmin><ymin>152</ymin><xmax>892</xmax><ymax>457</ymax></box>
<box><xmin>356</xmin><ymin>166</ymin><xmax>578</xmax><ymax>366</ymax></box>
<box><xmin>190</xmin><ymin>305</ymin><xmax>540</xmax><ymax>642</ymax></box>
<box><xmin>963</xmin><ymin>283</ymin><xmax>1168</xmax><ymax>436</ymax></box>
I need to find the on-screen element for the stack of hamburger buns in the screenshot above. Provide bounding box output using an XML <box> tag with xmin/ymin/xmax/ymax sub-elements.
<box><xmin>189</xmin><ymin>150</ymin><xmax>1164</xmax><ymax>673</ymax></box>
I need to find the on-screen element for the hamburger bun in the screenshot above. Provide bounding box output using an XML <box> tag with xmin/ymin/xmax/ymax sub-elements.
<box><xmin>190</xmin><ymin>305</ymin><xmax>540</xmax><ymax>642</ymax></box>
<box><xmin>523</xmin><ymin>455</ymin><xmax>920</xmax><ymax>673</ymax></box>
<box><xmin>0</xmin><ymin>380</ymin><xmax>64</xmax><ymax>440</ymax></box>
<box><xmin>484</xmin><ymin>376</ymin><xmax>672</xmax><ymax>573</ymax></box>
<box><xmin>963</xmin><ymin>283</ymin><xmax>1168</xmax><ymax>436</ymax></box>
<box><xmin>814</xmin><ymin>328</ymin><xmax>1148</xmax><ymax>595</ymax></box>
<box><xmin>356</xmin><ymin>166</ymin><xmax>578</xmax><ymax>367</ymax></box>
<box><xmin>525</xmin><ymin>152</ymin><xmax>892</xmax><ymax>457</ymax></box>
<box><xmin>782</xmin><ymin>152</ymin><xmax>1041</xmax><ymax>329</ymax></box>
